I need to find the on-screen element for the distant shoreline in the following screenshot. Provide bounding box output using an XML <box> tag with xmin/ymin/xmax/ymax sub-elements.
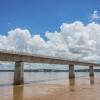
<box><xmin>0</xmin><ymin>69</ymin><xmax>100</xmax><ymax>72</ymax></box>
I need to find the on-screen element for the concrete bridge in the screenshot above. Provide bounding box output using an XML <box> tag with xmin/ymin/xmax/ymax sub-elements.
<box><xmin>0</xmin><ymin>50</ymin><xmax>100</xmax><ymax>85</ymax></box>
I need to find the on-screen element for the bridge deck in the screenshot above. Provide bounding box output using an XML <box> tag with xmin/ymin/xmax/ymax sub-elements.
<box><xmin>0</xmin><ymin>50</ymin><xmax>100</xmax><ymax>66</ymax></box>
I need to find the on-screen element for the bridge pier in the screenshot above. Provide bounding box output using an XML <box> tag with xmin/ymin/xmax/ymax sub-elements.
<box><xmin>69</xmin><ymin>64</ymin><xmax>75</xmax><ymax>79</ymax></box>
<box><xmin>89</xmin><ymin>65</ymin><xmax>94</xmax><ymax>76</ymax></box>
<box><xmin>14</xmin><ymin>61</ymin><xmax>24</xmax><ymax>85</ymax></box>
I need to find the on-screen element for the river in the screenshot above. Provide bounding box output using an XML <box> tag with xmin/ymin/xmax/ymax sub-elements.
<box><xmin>0</xmin><ymin>72</ymin><xmax>100</xmax><ymax>100</ymax></box>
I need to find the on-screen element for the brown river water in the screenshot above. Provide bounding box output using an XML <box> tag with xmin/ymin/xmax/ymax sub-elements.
<box><xmin>0</xmin><ymin>72</ymin><xmax>100</xmax><ymax>100</ymax></box>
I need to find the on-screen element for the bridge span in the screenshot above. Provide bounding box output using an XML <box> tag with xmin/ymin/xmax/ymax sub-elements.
<box><xmin>0</xmin><ymin>50</ymin><xmax>99</xmax><ymax>85</ymax></box>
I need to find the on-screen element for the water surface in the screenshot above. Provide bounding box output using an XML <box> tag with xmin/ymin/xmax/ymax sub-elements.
<box><xmin>0</xmin><ymin>72</ymin><xmax>100</xmax><ymax>100</ymax></box>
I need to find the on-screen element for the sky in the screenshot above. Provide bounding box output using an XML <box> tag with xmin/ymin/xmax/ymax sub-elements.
<box><xmin>0</xmin><ymin>0</ymin><xmax>100</xmax><ymax>37</ymax></box>
<box><xmin>0</xmin><ymin>0</ymin><xmax>100</xmax><ymax>70</ymax></box>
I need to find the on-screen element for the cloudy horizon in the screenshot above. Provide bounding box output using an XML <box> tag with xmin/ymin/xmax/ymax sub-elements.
<box><xmin>0</xmin><ymin>21</ymin><xmax>100</xmax><ymax>63</ymax></box>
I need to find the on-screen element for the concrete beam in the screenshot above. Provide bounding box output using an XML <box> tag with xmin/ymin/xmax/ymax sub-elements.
<box><xmin>0</xmin><ymin>51</ymin><xmax>100</xmax><ymax>66</ymax></box>
<box><xmin>69</xmin><ymin>64</ymin><xmax>75</xmax><ymax>79</ymax></box>
<box><xmin>89</xmin><ymin>65</ymin><xmax>94</xmax><ymax>76</ymax></box>
<box><xmin>14</xmin><ymin>61</ymin><xmax>24</xmax><ymax>85</ymax></box>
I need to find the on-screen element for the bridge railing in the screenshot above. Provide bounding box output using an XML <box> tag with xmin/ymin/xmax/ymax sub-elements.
<box><xmin>0</xmin><ymin>49</ymin><xmax>98</xmax><ymax>65</ymax></box>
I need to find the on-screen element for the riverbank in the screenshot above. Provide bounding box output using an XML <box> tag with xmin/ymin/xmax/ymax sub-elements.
<box><xmin>0</xmin><ymin>69</ymin><xmax>100</xmax><ymax>72</ymax></box>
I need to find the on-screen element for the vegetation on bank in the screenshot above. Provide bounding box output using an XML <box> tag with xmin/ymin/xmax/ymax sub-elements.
<box><xmin>0</xmin><ymin>69</ymin><xmax>100</xmax><ymax>72</ymax></box>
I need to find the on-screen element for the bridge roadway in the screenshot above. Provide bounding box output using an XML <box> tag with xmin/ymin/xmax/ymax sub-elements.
<box><xmin>0</xmin><ymin>49</ymin><xmax>99</xmax><ymax>85</ymax></box>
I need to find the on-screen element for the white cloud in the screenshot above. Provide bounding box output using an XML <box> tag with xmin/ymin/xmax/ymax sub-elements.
<box><xmin>90</xmin><ymin>10</ymin><xmax>100</xmax><ymax>20</ymax></box>
<box><xmin>0</xmin><ymin>21</ymin><xmax>100</xmax><ymax>64</ymax></box>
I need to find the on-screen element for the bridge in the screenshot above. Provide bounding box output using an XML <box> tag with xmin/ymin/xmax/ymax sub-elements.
<box><xmin>0</xmin><ymin>49</ymin><xmax>100</xmax><ymax>85</ymax></box>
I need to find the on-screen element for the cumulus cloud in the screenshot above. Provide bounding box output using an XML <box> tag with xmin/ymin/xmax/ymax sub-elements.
<box><xmin>90</xmin><ymin>10</ymin><xmax>100</xmax><ymax>20</ymax></box>
<box><xmin>0</xmin><ymin>21</ymin><xmax>100</xmax><ymax>64</ymax></box>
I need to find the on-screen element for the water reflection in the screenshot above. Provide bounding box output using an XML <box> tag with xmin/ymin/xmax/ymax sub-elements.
<box><xmin>69</xmin><ymin>78</ymin><xmax>75</xmax><ymax>92</ymax></box>
<box><xmin>90</xmin><ymin>76</ymin><xmax>94</xmax><ymax>85</ymax></box>
<box><xmin>13</xmin><ymin>85</ymin><xmax>24</xmax><ymax>100</ymax></box>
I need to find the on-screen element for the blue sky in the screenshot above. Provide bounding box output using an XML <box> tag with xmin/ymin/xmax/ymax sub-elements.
<box><xmin>0</xmin><ymin>0</ymin><xmax>100</xmax><ymax>38</ymax></box>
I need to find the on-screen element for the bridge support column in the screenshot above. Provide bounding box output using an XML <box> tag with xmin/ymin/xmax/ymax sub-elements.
<box><xmin>89</xmin><ymin>65</ymin><xmax>94</xmax><ymax>76</ymax></box>
<box><xmin>69</xmin><ymin>64</ymin><xmax>75</xmax><ymax>79</ymax></box>
<box><xmin>14</xmin><ymin>61</ymin><xmax>24</xmax><ymax>85</ymax></box>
